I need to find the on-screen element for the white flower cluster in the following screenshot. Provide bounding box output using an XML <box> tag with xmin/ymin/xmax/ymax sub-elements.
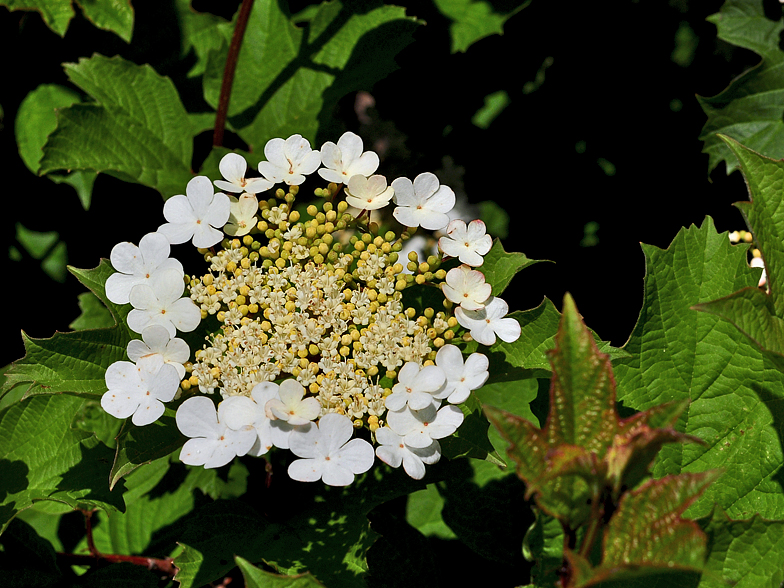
<box><xmin>99</xmin><ymin>131</ymin><xmax>521</xmax><ymax>485</ymax></box>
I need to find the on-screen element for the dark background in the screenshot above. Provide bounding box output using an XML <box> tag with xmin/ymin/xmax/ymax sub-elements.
<box><xmin>0</xmin><ymin>0</ymin><xmax>761</xmax><ymax>371</ymax></box>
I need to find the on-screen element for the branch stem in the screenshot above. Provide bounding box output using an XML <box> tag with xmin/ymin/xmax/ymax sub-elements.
<box><xmin>213</xmin><ymin>0</ymin><xmax>254</xmax><ymax>147</ymax></box>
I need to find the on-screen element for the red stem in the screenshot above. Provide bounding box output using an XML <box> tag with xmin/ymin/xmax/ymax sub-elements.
<box><xmin>57</xmin><ymin>551</ymin><xmax>177</xmax><ymax>576</ymax></box>
<box><xmin>64</xmin><ymin>509</ymin><xmax>176</xmax><ymax>577</ymax></box>
<box><xmin>213</xmin><ymin>0</ymin><xmax>255</xmax><ymax>147</ymax></box>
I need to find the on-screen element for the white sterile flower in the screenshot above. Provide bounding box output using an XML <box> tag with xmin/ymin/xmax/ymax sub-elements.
<box><xmin>318</xmin><ymin>131</ymin><xmax>379</xmax><ymax>184</ymax></box>
<box><xmin>224</xmin><ymin>193</ymin><xmax>259</xmax><ymax>237</ymax></box>
<box><xmin>127</xmin><ymin>324</ymin><xmax>190</xmax><ymax>380</ymax></box>
<box><xmin>220</xmin><ymin>382</ymin><xmax>282</xmax><ymax>456</ymax></box>
<box><xmin>391</xmin><ymin>172</ymin><xmax>455</xmax><ymax>231</ymax></box>
<box><xmin>258</xmin><ymin>134</ymin><xmax>322</xmax><ymax>186</ymax></box>
<box><xmin>344</xmin><ymin>174</ymin><xmax>394</xmax><ymax>211</ymax></box>
<box><xmin>287</xmin><ymin>413</ymin><xmax>375</xmax><ymax>486</ymax></box>
<box><xmin>441</xmin><ymin>264</ymin><xmax>492</xmax><ymax>311</ymax></box>
<box><xmin>434</xmin><ymin>344</ymin><xmax>489</xmax><ymax>404</ymax></box>
<box><xmin>101</xmin><ymin>360</ymin><xmax>180</xmax><ymax>426</ymax></box>
<box><xmin>176</xmin><ymin>396</ymin><xmax>257</xmax><ymax>468</ymax></box>
<box><xmin>455</xmin><ymin>296</ymin><xmax>521</xmax><ymax>346</ymax></box>
<box><xmin>105</xmin><ymin>232</ymin><xmax>183</xmax><ymax>305</ymax></box>
<box><xmin>375</xmin><ymin>426</ymin><xmax>441</xmax><ymax>480</ymax></box>
<box><xmin>159</xmin><ymin>176</ymin><xmax>231</xmax><ymax>248</ymax></box>
<box><xmin>386</xmin><ymin>403</ymin><xmax>465</xmax><ymax>449</ymax></box>
<box><xmin>265</xmin><ymin>379</ymin><xmax>321</xmax><ymax>426</ymax></box>
<box><xmin>127</xmin><ymin>268</ymin><xmax>201</xmax><ymax>338</ymax></box>
<box><xmin>438</xmin><ymin>219</ymin><xmax>493</xmax><ymax>267</ymax></box>
<box><xmin>214</xmin><ymin>153</ymin><xmax>273</xmax><ymax>194</ymax></box>
<box><xmin>385</xmin><ymin>362</ymin><xmax>445</xmax><ymax>411</ymax></box>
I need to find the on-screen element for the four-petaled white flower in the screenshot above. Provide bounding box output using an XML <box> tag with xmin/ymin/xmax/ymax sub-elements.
<box><xmin>127</xmin><ymin>268</ymin><xmax>201</xmax><ymax>337</ymax></box>
<box><xmin>176</xmin><ymin>396</ymin><xmax>257</xmax><ymax>468</ymax></box>
<box><xmin>385</xmin><ymin>362</ymin><xmax>445</xmax><ymax>411</ymax></box>
<box><xmin>439</xmin><ymin>219</ymin><xmax>493</xmax><ymax>267</ymax></box>
<box><xmin>318</xmin><ymin>131</ymin><xmax>380</xmax><ymax>184</ymax></box>
<box><xmin>391</xmin><ymin>173</ymin><xmax>455</xmax><ymax>231</ymax></box>
<box><xmin>105</xmin><ymin>232</ymin><xmax>183</xmax><ymax>305</ymax></box>
<box><xmin>101</xmin><ymin>360</ymin><xmax>180</xmax><ymax>426</ymax></box>
<box><xmin>265</xmin><ymin>379</ymin><xmax>321</xmax><ymax>426</ymax></box>
<box><xmin>220</xmin><ymin>382</ymin><xmax>283</xmax><ymax>456</ymax></box>
<box><xmin>441</xmin><ymin>264</ymin><xmax>492</xmax><ymax>310</ymax></box>
<box><xmin>214</xmin><ymin>153</ymin><xmax>273</xmax><ymax>194</ymax></box>
<box><xmin>375</xmin><ymin>426</ymin><xmax>441</xmax><ymax>480</ymax></box>
<box><xmin>344</xmin><ymin>174</ymin><xmax>395</xmax><ymax>211</ymax></box>
<box><xmin>385</xmin><ymin>404</ymin><xmax>465</xmax><ymax>449</ymax></box>
<box><xmin>127</xmin><ymin>324</ymin><xmax>190</xmax><ymax>380</ymax></box>
<box><xmin>435</xmin><ymin>345</ymin><xmax>489</xmax><ymax>404</ymax></box>
<box><xmin>223</xmin><ymin>193</ymin><xmax>259</xmax><ymax>237</ymax></box>
<box><xmin>454</xmin><ymin>296</ymin><xmax>521</xmax><ymax>346</ymax></box>
<box><xmin>159</xmin><ymin>176</ymin><xmax>231</xmax><ymax>248</ymax></box>
<box><xmin>288</xmin><ymin>413</ymin><xmax>375</xmax><ymax>486</ymax></box>
<box><xmin>258</xmin><ymin>134</ymin><xmax>322</xmax><ymax>186</ymax></box>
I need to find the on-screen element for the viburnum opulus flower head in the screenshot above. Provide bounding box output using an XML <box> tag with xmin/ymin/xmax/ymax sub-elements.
<box><xmin>100</xmin><ymin>130</ymin><xmax>523</xmax><ymax>485</ymax></box>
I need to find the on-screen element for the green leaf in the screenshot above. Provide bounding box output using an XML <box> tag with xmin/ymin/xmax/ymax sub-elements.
<box><xmin>440</xmin><ymin>392</ymin><xmax>505</xmax><ymax>466</ymax></box>
<box><xmin>0</xmin><ymin>0</ymin><xmax>74</xmax><ymax>36</ymax></box>
<box><xmin>615</xmin><ymin>216</ymin><xmax>784</xmax><ymax>519</ymax></box>
<box><xmin>109</xmin><ymin>416</ymin><xmax>186</xmax><ymax>489</ymax></box>
<box><xmin>477</xmin><ymin>200</ymin><xmax>510</xmax><ymax>238</ymax></box>
<box><xmin>69</xmin><ymin>292</ymin><xmax>114</xmax><ymax>331</ymax></box>
<box><xmin>3</xmin><ymin>261</ymin><xmax>133</xmax><ymax>399</ymax></box>
<box><xmin>75</xmin><ymin>0</ymin><xmax>134</xmax><ymax>43</ymax></box>
<box><xmin>433</xmin><ymin>0</ymin><xmax>529</xmax><ymax>53</ymax></box>
<box><xmin>79</xmin><ymin>456</ymin><xmax>246</xmax><ymax>559</ymax></box>
<box><xmin>486</xmin><ymin>294</ymin><xmax>699</xmax><ymax>534</ymax></box>
<box><xmin>203</xmin><ymin>0</ymin><xmax>420</xmax><ymax>150</ymax></box>
<box><xmin>15</xmin><ymin>84</ymin><xmax>98</xmax><ymax>208</ymax></box>
<box><xmin>39</xmin><ymin>54</ymin><xmax>194</xmax><ymax>198</ymax></box>
<box><xmin>13</xmin><ymin>223</ymin><xmax>68</xmax><ymax>282</ymax></box>
<box><xmin>0</xmin><ymin>394</ymin><xmax>125</xmax><ymax>534</ymax></box>
<box><xmin>236</xmin><ymin>556</ymin><xmax>326</xmax><ymax>588</ymax></box>
<box><xmin>174</xmin><ymin>467</ymin><xmax>426</xmax><ymax>588</ymax></box>
<box><xmin>0</xmin><ymin>0</ymin><xmax>133</xmax><ymax>40</ymax></box>
<box><xmin>404</xmin><ymin>483</ymin><xmax>457</xmax><ymax>539</ymax></box>
<box><xmin>481</xmin><ymin>238</ymin><xmax>544</xmax><ymax>297</ymax></box>
<box><xmin>174</xmin><ymin>0</ymin><xmax>227</xmax><ymax>78</ymax></box>
<box><xmin>484</xmin><ymin>299</ymin><xmax>629</xmax><ymax>386</ymax></box>
<box><xmin>567</xmin><ymin>472</ymin><xmax>717</xmax><ymax>586</ymax></box>
<box><xmin>699</xmin><ymin>508</ymin><xmax>784</xmax><ymax>588</ymax></box>
<box><xmin>698</xmin><ymin>0</ymin><xmax>784</xmax><ymax>175</ymax></box>
<box><xmin>15</xmin><ymin>84</ymin><xmax>81</xmax><ymax>174</ymax></box>
<box><xmin>472</xmin><ymin>90</ymin><xmax>510</xmax><ymax>130</ymax></box>
<box><xmin>695</xmin><ymin>137</ymin><xmax>784</xmax><ymax>368</ymax></box>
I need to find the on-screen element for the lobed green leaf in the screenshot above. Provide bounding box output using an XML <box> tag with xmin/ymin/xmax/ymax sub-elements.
<box><xmin>39</xmin><ymin>54</ymin><xmax>194</xmax><ymax>198</ymax></box>
<box><xmin>0</xmin><ymin>394</ymin><xmax>125</xmax><ymax>534</ymax></box>
<box><xmin>615</xmin><ymin>216</ymin><xmax>784</xmax><ymax>519</ymax></box>
<box><xmin>203</xmin><ymin>0</ymin><xmax>420</xmax><ymax>150</ymax></box>
<box><xmin>699</xmin><ymin>0</ymin><xmax>784</xmax><ymax>175</ymax></box>
<box><xmin>3</xmin><ymin>261</ymin><xmax>133</xmax><ymax>399</ymax></box>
